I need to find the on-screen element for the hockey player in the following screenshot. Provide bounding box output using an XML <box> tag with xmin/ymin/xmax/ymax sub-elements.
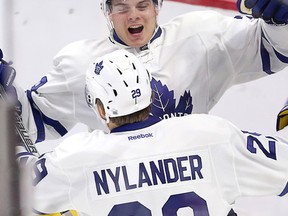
<box><xmin>17</xmin><ymin>49</ymin><xmax>288</xmax><ymax>216</ymax></box>
<box><xmin>2</xmin><ymin>0</ymin><xmax>288</xmax><ymax>215</ymax></box>
<box><xmin>0</xmin><ymin>0</ymin><xmax>288</xmax><ymax>145</ymax></box>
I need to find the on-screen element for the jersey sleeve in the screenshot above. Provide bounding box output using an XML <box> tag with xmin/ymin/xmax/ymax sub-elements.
<box><xmin>232</xmin><ymin>128</ymin><xmax>288</xmax><ymax>197</ymax></box>
<box><xmin>16</xmin><ymin>146</ymin><xmax>74</xmax><ymax>214</ymax></box>
<box><xmin>15</xmin><ymin>40</ymin><xmax>107</xmax><ymax>144</ymax></box>
<box><xmin>230</xmin><ymin>16</ymin><xmax>288</xmax><ymax>78</ymax></box>
<box><xmin>212</xmin><ymin>13</ymin><xmax>288</xmax><ymax>106</ymax></box>
<box><xmin>165</xmin><ymin>11</ymin><xmax>288</xmax><ymax>110</ymax></box>
<box><xmin>201</xmin><ymin>11</ymin><xmax>288</xmax><ymax>80</ymax></box>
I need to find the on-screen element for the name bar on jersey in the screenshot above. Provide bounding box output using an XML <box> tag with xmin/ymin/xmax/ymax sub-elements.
<box><xmin>91</xmin><ymin>152</ymin><xmax>211</xmax><ymax>197</ymax></box>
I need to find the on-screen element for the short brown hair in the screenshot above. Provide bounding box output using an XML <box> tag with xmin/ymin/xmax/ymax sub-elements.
<box><xmin>110</xmin><ymin>106</ymin><xmax>151</xmax><ymax>126</ymax></box>
<box><xmin>96</xmin><ymin>99</ymin><xmax>151</xmax><ymax>127</ymax></box>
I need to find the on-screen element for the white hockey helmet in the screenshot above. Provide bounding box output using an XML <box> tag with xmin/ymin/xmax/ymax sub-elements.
<box><xmin>85</xmin><ymin>49</ymin><xmax>152</xmax><ymax>120</ymax></box>
<box><xmin>101</xmin><ymin>0</ymin><xmax>163</xmax><ymax>15</ymax></box>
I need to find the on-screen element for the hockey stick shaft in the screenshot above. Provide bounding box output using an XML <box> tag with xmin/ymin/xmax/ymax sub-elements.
<box><xmin>0</xmin><ymin>84</ymin><xmax>39</xmax><ymax>156</ymax></box>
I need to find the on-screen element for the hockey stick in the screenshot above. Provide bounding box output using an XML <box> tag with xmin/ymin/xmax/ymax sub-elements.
<box><xmin>0</xmin><ymin>84</ymin><xmax>40</xmax><ymax>156</ymax></box>
<box><xmin>0</xmin><ymin>49</ymin><xmax>39</xmax><ymax>156</ymax></box>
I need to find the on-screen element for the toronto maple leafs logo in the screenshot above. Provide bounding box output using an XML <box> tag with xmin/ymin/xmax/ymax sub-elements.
<box><xmin>94</xmin><ymin>60</ymin><xmax>104</xmax><ymax>75</ymax></box>
<box><xmin>150</xmin><ymin>78</ymin><xmax>193</xmax><ymax>119</ymax></box>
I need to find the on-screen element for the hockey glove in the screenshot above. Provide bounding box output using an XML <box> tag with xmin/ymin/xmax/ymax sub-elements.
<box><xmin>0</xmin><ymin>49</ymin><xmax>21</xmax><ymax>113</ymax></box>
<box><xmin>276</xmin><ymin>100</ymin><xmax>288</xmax><ymax>130</ymax></box>
<box><xmin>237</xmin><ymin>0</ymin><xmax>288</xmax><ymax>24</ymax></box>
<box><xmin>0</xmin><ymin>49</ymin><xmax>16</xmax><ymax>89</ymax></box>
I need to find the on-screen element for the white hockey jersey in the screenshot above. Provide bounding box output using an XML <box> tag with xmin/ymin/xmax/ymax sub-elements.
<box><xmin>16</xmin><ymin>11</ymin><xmax>288</xmax><ymax>143</ymax></box>
<box><xmin>17</xmin><ymin>114</ymin><xmax>288</xmax><ymax>215</ymax></box>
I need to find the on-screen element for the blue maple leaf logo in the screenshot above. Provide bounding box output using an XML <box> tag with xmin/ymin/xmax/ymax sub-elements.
<box><xmin>94</xmin><ymin>61</ymin><xmax>104</xmax><ymax>75</ymax></box>
<box><xmin>150</xmin><ymin>78</ymin><xmax>193</xmax><ymax>119</ymax></box>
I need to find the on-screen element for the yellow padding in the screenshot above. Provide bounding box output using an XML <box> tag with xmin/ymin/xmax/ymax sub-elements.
<box><xmin>277</xmin><ymin>108</ymin><xmax>288</xmax><ymax>130</ymax></box>
<box><xmin>69</xmin><ymin>210</ymin><xmax>78</xmax><ymax>216</ymax></box>
<box><xmin>41</xmin><ymin>210</ymin><xmax>78</xmax><ymax>216</ymax></box>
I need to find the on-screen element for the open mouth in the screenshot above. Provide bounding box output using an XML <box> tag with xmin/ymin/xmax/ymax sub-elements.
<box><xmin>128</xmin><ymin>25</ymin><xmax>144</xmax><ymax>34</ymax></box>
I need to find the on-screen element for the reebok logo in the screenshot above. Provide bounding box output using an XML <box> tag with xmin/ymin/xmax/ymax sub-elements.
<box><xmin>128</xmin><ymin>133</ymin><xmax>153</xmax><ymax>141</ymax></box>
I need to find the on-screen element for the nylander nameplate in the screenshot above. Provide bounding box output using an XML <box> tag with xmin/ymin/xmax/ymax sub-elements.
<box><xmin>87</xmin><ymin>150</ymin><xmax>212</xmax><ymax>200</ymax></box>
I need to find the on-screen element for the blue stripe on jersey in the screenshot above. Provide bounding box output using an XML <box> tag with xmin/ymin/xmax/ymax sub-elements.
<box><xmin>150</xmin><ymin>27</ymin><xmax>162</xmax><ymax>43</ymax></box>
<box><xmin>42</xmin><ymin>114</ymin><xmax>68</xmax><ymax>136</ymax></box>
<box><xmin>260</xmin><ymin>31</ymin><xmax>288</xmax><ymax>74</ymax></box>
<box><xmin>279</xmin><ymin>182</ymin><xmax>288</xmax><ymax>196</ymax></box>
<box><xmin>26</xmin><ymin>78</ymin><xmax>68</xmax><ymax>143</ymax></box>
<box><xmin>16</xmin><ymin>151</ymin><xmax>33</xmax><ymax>158</ymax></box>
<box><xmin>33</xmin><ymin>209</ymin><xmax>70</xmax><ymax>215</ymax></box>
<box><xmin>26</xmin><ymin>89</ymin><xmax>45</xmax><ymax>143</ymax></box>
<box><xmin>232</xmin><ymin>16</ymin><xmax>287</xmax><ymax>74</ymax></box>
<box><xmin>33</xmin><ymin>209</ymin><xmax>46</xmax><ymax>215</ymax></box>
<box><xmin>275</xmin><ymin>48</ymin><xmax>288</xmax><ymax>63</ymax></box>
<box><xmin>260</xmin><ymin>31</ymin><xmax>274</xmax><ymax>75</ymax></box>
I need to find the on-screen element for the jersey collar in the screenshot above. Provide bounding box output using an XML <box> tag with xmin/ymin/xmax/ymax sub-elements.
<box><xmin>111</xmin><ymin>115</ymin><xmax>161</xmax><ymax>133</ymax></box>
<box><xmin>110</xmin><ymin>26</ymin><xmax>162</xmax><ymax>50</ymax></box>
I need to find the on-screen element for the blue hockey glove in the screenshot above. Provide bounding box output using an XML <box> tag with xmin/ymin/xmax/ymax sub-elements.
<box><xmin>276</xmin><ymin>100</ymin><xmax>288</xmax><ymax>130</ymax></box>
<box><xmin>237</xmin><ymin>0</ymin><xmax>288</xmax><ymax>24</ymax></box>
<box><xmin>0</xmin><ymin>49</ymin><xmax>21</xmax><ymax>113</ymax></box>
<box><xmin>0</xmin><ymin>49</ymin><xmax>16</xmax><ymax>89</ymax></box>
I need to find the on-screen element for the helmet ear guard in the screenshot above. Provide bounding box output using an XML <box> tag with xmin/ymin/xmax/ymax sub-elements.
<box><xmin>85</xmin><ymin>80</ymin><xmax>111</xmax><ymax>123</ymax></box>
<box><xmin>85</xmin><ymin>49</ymin><xmax>152</xmax><ymax>122</ymax></box>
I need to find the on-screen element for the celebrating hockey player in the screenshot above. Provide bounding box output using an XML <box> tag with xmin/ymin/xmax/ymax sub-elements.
<box><xmin>0</xmin><ymin>0</ymin><xmax>288</xmax><ymax>145</ymax></box>
<box><xmin>17</xmin><ymin>49</ymin><xmax>288</xmax><ymax>216</ymax></box>
<box><xmin>1</xmin><ymin>0</ymin><xmax>288</xmax><ymax>215</ymax></box>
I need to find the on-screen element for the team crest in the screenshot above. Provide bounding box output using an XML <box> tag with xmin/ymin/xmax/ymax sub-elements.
<box><xmin>94</xmin><ymin>61</ymin><xmax>104</xmax><ymax>75</ymax></box>
<box><xmin>151</xmin><ymin>78</ymin><xmax>193</xmax><ymax>119</ymax></box>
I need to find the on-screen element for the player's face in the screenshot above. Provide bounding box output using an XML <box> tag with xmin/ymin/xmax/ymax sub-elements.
<box><xmin>109</xmin><ymin>0</ymin><xmax>159</xmax><ymax>47</ymax></box>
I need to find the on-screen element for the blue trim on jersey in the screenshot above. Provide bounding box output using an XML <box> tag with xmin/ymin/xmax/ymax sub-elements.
<box><xmin>42</xmin><ymin>114</ymin><xmax>68</xmax><ymax>136</ymax></box>
<box><xmin>112</xmin><ymin>27</ymin><xmax>162</xmax><ymax>47</ymax></box>
<box><xmin>33</xmin><ymin>209</ymin><xmax>46</xmax><ymax>215</ymax></box>
<box><xmin>26</xmin><ymin>90</ymin><xmax>68</xmax><ymax>143</ymax></box>
<box><xmin>260</xmin><ymin>31</ymin><xmax>274</xmax><ymax>75</ymax></box>
<box><xmin>260</xmin><ymin>31</ymin><xmax>288</xmax><ymax>74</ymax></box>
<box><xmin>150</xmin><ymin>27</ymin><xmax>162</xmax><ymax>43</ymax></box>
<box><xmin>234</xmin><ymin>15</ymin><xmax>253</xmax><ymax>20</ymax></box>
<box><xmin>26</xmin><ymin>90</ymin><xmax>45</xmax><ymax>143</ymax></box>
<box><xmin>233</xmin><ymin>17</ymin><xmax>287</xmax><ymax>73</ymax></box>
<box><xmin>112</xmin><ymin>30</ymin><xmax>127</xmax><ymax>46</ymax></box>
<box><xmin>279</xmin><ymin>182</ymin><xmax>288</xmax><ymax>196</ymax></box>
<box><xmin>16</xmin><ymin>151</ymin><xmax>33</xmax><ymax>159</ymax></box>
<box><xmin>111</xmin><ymin>115</ymin><xmax>161</xmax><ymax>133</ymax></box>
<box><xmin>33</xmin><ymin>209</ymin><xmax>70</xmax><ymax>215</ymax></box>
<box><xmin>274</xmin><ymin>48</ymin><xmax>288</xmax><ymax>63</ymax></box>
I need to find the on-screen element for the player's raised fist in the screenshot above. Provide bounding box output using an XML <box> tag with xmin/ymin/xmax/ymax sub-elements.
<box><xmin>0</xmin><ymin>49</ymin><xmax>16</xmax><ymax>89</ymax></box>
<box><xmin>0</xmin><ymin>49</ymin><xmax>21</xmax><ymax>113</ymax></box>
<box><xmin>237</xmin><ymin>0</ymin><xmax>288</xmax><ymax>24</ymax></box>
